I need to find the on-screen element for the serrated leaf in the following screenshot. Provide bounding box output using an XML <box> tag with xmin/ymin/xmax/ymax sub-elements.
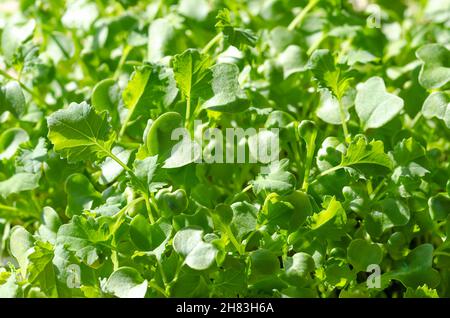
<box><xmin>172</xmin><ymin>49</ymin><xmax>212</xmax><ymax>102</ymax></box>
<box><xmin>203</xmin><ymin>63</ymin><xmax>250</xmax><ymax>112</ymax></box>
<box><xmin>56</xmin><ymin>215</ymin><xmax>111</xmax><ymax>266</ymax></box>
<box><xmin>340</xmin><ymin>136</ymin><xmax>393</xmax><ymax>175</ymax></box>
<box><xmin>0</xmin><ymin>172</ymin><xmax>40</xmax><ymax>198</ymax></box>
<box><xmin>47</xmin><ymin>102</ymin><xmax>114</xmax><ymax>163</ymax></box>
<box><xmin>251</xmin><ymin>159</ymin><xmax>296</xmax><ymax>195</ymax></box>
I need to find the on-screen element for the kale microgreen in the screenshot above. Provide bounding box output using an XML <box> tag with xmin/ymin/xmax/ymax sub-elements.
<box><xmin>0</xmin><ymin>0</ymin><xmax>449</xmax><ymax>299</ymax></box>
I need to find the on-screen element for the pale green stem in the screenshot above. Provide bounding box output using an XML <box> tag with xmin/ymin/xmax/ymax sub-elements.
<box><xmin>185</xmin><ymin>96</ymin><xmax>191</xmax><ymax>128</ymax></box>
<box><xmin>337</xmin><ymin>97</ymin><xmax>351</xmax><ymax>143</ymax></box>
<box><xmin>201</xmin><ymin>33</ymin><xmax>223</xmax><ymax>54</ymax></box>
<box><xmin>113</xmin><ymin>45</ymin><xmax>132</xmax><ymax>80</ymax></box>
<box><xmin>288</xmin><ymin>0</ymin><xmax>319</xmax><ymax>31</ymax></box>
<box><xmin>0</xmin><ymin>203</ymin><xmax>20</xmax><ymax>213</ymax></box>
<box><xmin>301</xmin><ymin>132</ymin><xmax>317</xmax><ymax>192</ymax></box>
<box><xmin>143</xmin><ymin>194</ymin><xmax>155</xmax><ymax>224</ymax></box>
<box><xmin>118</xmin><ymin>109</ymin><xmax>134</xmax><ymax>139</ymax></box>
<box><xmin>148</xmin><ymin>281</ymin><xmax>169</xmax><ymax>297</ymax></box>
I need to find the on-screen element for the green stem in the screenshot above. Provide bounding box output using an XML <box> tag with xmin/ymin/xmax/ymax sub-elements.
<box><xmin>226</xmin><ymin>184</ymin><xmax>253</xmax><ymax>204</ymax></box>
<box><xmin>201</xmin><ymin>33</ymin><xmax>223</xmax><ymax>54</ymax></box>
<box><xmin>287</xmin><ymin>0</ymin><xmax>319</xmax><ymax>31</ymax></box>
<box><xmin>143</xmin><ymin>194</ymin><xmax>155</xmax><ymax>224</ymax></box>
<box><xmin>318</xmin><ymin>165</ymin><xmax>342</xmax><ymax>178</ymax></box>
<box><xmin>185</xmin><ymin>96</ymin><xmax>192</xmax><ymax>129</ymax></box>
<box><xmin>106</xmin><ymin>149</ymin><xmax>134</xmax><ymax>175</ymax></box>
<box><xmin>148</xmin><ymin>281</ymin><xmax>168</xmax><ymax>297</ymax></box>
<box><xmin>113</xmin><ymin>45</ymin><xmax>132</xmax><ymax>80</ymax></box>
<box><xmin>150</xmin><ymin>192</ymin><xmax>160</xmax><ymax>215</ymax></box>
<box><xmin>0</xmin><ymin>203</ymin><xmax>21</xmax><ymax>213</ymax></box>
<box><xmin>289</xmin><ymin>142</ymin><xmax>303</xmax><ymax>182</ymax></box>
<box><xmin>118</xmin><ymin>109</ymin><xmax>134</xmax><ymax>139</ymax></box>
<box><xmin>410</xmin><ymin>111</ymin><xmax>422</xmax><ymax>129</ymax></box>
<box><xmin>301</xmin><ymin>132</ymin><xmax>317</xmax><ymax>192</ymax></box>
<box><xmin>434</xmin><ymin>251</ymin><xmax>450</xmax><ymax>258</ymax></box>
<box><xmin>156</xmin><ymin>258</ymin><xmax>168</xmax><ymax>295</ymax></box>
<box><xmin>307</xmin><ymin>32</ymin><xmax>328</xmax><ymax>55</ymax></box>
<box><xmin>337</xmin><ymin>97</ymin><xmax>351</xmax><ymax>143</ymax></box>
<box><xmin>205</xmin><ymin>207</ymin><xmax>244</xmax><ymax>255</ymax></box>
<box><xmin>225</xmin><ymin>225</ymin><xmax>244</xmax><ymax>255</ymax></box>
<box><xmin>370</xmin><ymin>180</ymin><xmax>386</xmax><ymax>200</ymax></box>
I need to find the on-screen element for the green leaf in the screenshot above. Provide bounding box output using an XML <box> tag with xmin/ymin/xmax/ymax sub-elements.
<box><xmin>393</xmin><ymin>137</ymin><xmax>426</xmax><ymax>166</ymax></box>
<box><xmin>316</xmin><ymin>89</ymin><xmax>350</xmax><ymax>125</ymax></box>
<box><xmin>307</xmin><ymin>49</ymin><xmax>352</xmax><ymax>99</ymax></box>
<box><xmin>422</xmin><ymin>91</ymin><xmax>450</xmax><ymax>128</ymax></box>
<box><xmin>278</xmin><ymin>45</ymin><xmax>306</xmax><ymax>78</ymax></box>
<box><xmin>383</xmin><ymin>244</ymin><xmax>440</xmax><ymax>289</ymax></box>
<box><xmin>16</xmin><ymin>138</ymin><xmax>47</xmax><ymax>173</ymax></box>
<box><xmin>178</xmin><ymin>0</ymin><xmax>210</xmax><ymax>21</ymax></box>
<box><xmin>0</xmin><ymin>128</ymin><xmax>29</xmax><ymax>160</ymax></box>
<box><xmin>9</xmin><ymin>226</ymin><xmax>35</xmax><ymax>277</ymax></box>
<box><xmin>27</xmin><ymin>241</ymin><xmax>57</xmax><ymax>296</ymax></box>
<box><xmin>309</xmin><ymin>196</ymin><xmax>346</xmax><ymax>230</ymax></box>
<box><xmin>130</xmin><ymin>215</ymin><xmax>172</xmax><ymax>253</ymax></box>
<box><xmin>155</xmin><ymin>188</ymin><xmax>188</xmax><ymax>215</ymax></box>
<box><xmin>284</xmin><ymin>252</ymin><xmax>315</xmax><ymax>281</ymax></box>
<box><xmin>64</xmin><ymin>173</ymin><xmax>102</xmax><ymax>217</ymax></box>
<box><xmin>99</xmin><ymin>146</ymin><xmax>131</xmax><ymax>185</ymax></box>
<box><xmin>173</xmin><ymin>228</ymin><xmax>218</xmax><ymax>270</ymax></box>
<box><xmin>251</xmin><ymin>159</ymin><xmax>296</xmax><ymax>196</ymax></box>
<box><xmin>347</xmin><ymin>239</ymin><xmax>383</xmax><ymax>271</ymax></box>
<box><xmin>203</xmin><ymin>63</ymin><xmax>250</xmax><ymax>112</ymax></box>
<box><xmin>38</xmin><ymin>206</ymin><xmax>62</xmax><ymax>244</ymax></box>
<box><xmin>132</xmin><ymin>155</ymin><xmax>166</xmax><ymax>194</ymax></box>
<box><xmin>61</xmin><ymin>0</ymin><xmax>99</xmax><ymax>31</ymax></box>
<box><xmin>0</xmin><ymin>274</ymin><xmax>22</xmax><ymax>298</ymax></box>
<box><xmin>91</xmin><ymin>78</ymin><xmax>121</xmax><ymax>127</ymax></box>
<box><xmin>47</xmin><ymin>102</ymin><xmax>114</xmax><ymax>163</ymax></box>
<box><xmin>215</xmin><ymin>9</ymin><xmax>257</xmax><ymax>47</ymax></box>
<box><xmin>416</xmin><ymin>44</ymin><xmax>450</xmax><ymax>89</ymax></box>
<box><xmin>146</xmin><ymin>112</ymin><xmax>183</xmax><ymax>157</ymax></box>
<box><xmin>56</xmin><ymin>215</ymin><xmax>111</xmax><ymax>266</ymax></box>
<box><xmin>122</xmin><ymin>64</ymin><xmax>167</xmax><ymax>120</ymax></box>
<box><xmin>105</xmin><ymin>267</ymin><xmax>148</xmax><ymax>298</ymax></box>
<box><xmin>0</xmin><ymin>81</ymin><xmax>26</xmax><ymax>117</ymax></box>
<box><xmin>404</xmin><ymin>285</ymin><xmax>439</xmax><ymax>298</ymax></box>
<box><xmin>429</xmin><ymin>193</ymin><xmax>450</xmax><ymax>221</ymax></box>
<box><xmin>172</xmin><ymin>49</ymin><xmax>212</xmax><ymax>102</ymax></box>
<box><xmin>147</xmin><ymin>17</ymin><xmax>177</xmax><ymax>62</ymax></box>
<box><xmin>355</xmin><ymin>77</ymin><xmax>404</xmax><ymax>130</ymax></box>
<box><xmin>1</xmin><ymin>18</ymin><xmax>35</xmax><ymax>62</ymax></box>
<box><xmin>340</xmin><ymin>136</ymin><xmax>393</xmax><ymax>175</ymax></box>
<box><xmin>230</xmin><ymin>201</ymin><xmax>258</xmax><ymax>240</ymax></box>
<box><xmin>0</xmin><ymin>172</ymin><xmax>40</xmax><ymax>199</ymax></box>
<box><xmin>250</xmin><ymin>249</ymin><xmax>279</xmax><ymax>276</ymax></box>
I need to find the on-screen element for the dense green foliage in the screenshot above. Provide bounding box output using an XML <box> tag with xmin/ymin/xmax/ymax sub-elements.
<box><xmin>0</xmin><ymin>0</ymin><xmax>450</xmax><ymax>298</ymax></box>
